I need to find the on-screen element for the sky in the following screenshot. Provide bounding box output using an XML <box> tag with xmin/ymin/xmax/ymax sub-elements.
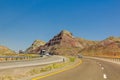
<box><xmin>0</xmin><ymin>0</ymin><xmax>120</xmax><ymax>51</ymax></box>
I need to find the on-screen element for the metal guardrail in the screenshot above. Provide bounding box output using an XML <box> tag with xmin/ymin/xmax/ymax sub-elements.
<box><xmin>85</xmin><ymin>56</ymin><xmax>120</xmax><ymax>64</ymax></box>
<box><xmin>0</xmin><ymin>56</ymin><xmax>41</xmax><ymax>62</ymax></box>
<box><xmin>104</xmin><ymin>57</ymin><xmax>120</xmax><ymax>62</ymax></box>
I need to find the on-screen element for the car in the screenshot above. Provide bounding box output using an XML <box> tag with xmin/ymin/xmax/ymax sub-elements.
<box><xmin>45</xmin><ymin>53</ymin><xmax>50</xmax><ymax>56</ymax></box>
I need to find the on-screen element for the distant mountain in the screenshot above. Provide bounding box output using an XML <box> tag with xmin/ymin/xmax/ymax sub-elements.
<box><xmin>25</xmin><ymin>30</ymin><xmax>98</xmax><ymax>55</ymax></box>
<box><xmin>25</xmin><ymin>30</ymin><xmax>120</xmax><ymax>57</ymax></box>
<box><xmin>81</xmin><ymin>36</ymin><xmax>120</xmax><ymax>57</ymax></box>
<box><xmin>25</xmin><ymin>40</ymin><xmax>46</xmax><ymax>53</ymax></box>
<box><xmin>44</xmin><ymin>30</ymin><xmax>97</xmax><ymax>55</ymax></box>
<box><xmin>0</xmin><ymin>46</ymin><xmax>15</xmax><ymax>55</ymax></box>
<box><xmin>76</xmin><ymin>38</ymin><xmax>98</xmax><ymax>49</ymax></box>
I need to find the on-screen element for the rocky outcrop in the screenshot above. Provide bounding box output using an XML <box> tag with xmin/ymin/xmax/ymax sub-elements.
<box><xmin>25</xmin><ymin>40</ymin><xmax>46</xmax><ymax>53</ymax></box>
<box><xmin>44</xmin><ymin>30</ymin><xmax>97</xmax><ymax>55</ymax></box>
<box><xmin>0</xmin><ymin>46</ymin><xmax>15</xmax><ymax>55</ymax></box>
<box><xmin>25</xmin><ymin>30</ymin><xmax>98</xmax><ymax>55</ymax></box>
<box><xmin>81</xmin><ymin>36</ymin><xmax>120</xmax><ymax>57</ymax></box>
<box><xmin>76</xmin><ymin>38</ymin><xmax>99</xmax><ymax>49</ymax></box>
<box><xmin>25</xmin><ymin>30</ymin><xmax>120</xmax><ymax>57</ymax></box>
<box><xmin>45</xmin><ymin>30</ymin><xmax>81</xmax><ymax>47</ymax></box>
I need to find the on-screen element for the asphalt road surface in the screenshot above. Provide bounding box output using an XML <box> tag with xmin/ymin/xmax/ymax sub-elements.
<box><xmin>40</xmin><ymin>58</ymin><xmax>120</xmax><ymax>80</ymax></box>
<box><xmin>0</xmin><ymin>55</ymin><xmax>64</xmax><ymax>69</ymax></box>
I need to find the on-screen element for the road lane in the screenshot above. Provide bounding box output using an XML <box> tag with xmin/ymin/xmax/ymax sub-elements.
<box><xmin>39</xmin><ymin>58</ymin><xmax>104</xmax><ymax>80</ymax></box>
<box><xmin>38</xmin><ymin>57</ymin><xmax>120</xmax><ymax>80</ymax></box>
<box><xmin>96</xmin><ymin>59</ymin><xmax>120</xmax><ymax>80</ymax></box>
<box><xmin>0</xmin><ymin>56</ymin><xmax>64</xmax><ymax>69</ymax></box>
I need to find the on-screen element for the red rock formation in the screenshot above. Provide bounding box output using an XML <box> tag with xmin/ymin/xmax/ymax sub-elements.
<box><xmin>44</xmin><ymin>30</ymin><xmax>97</xmax><ymax>55</ymax></box>
<box><xmin>81</xmin><ymin>37</ymin><xmax>120</xmax><ymax>57</ymax></box>
<box><xmin>25</xmin><ymin>30</ymin><xmax>98</xmax><ymax>55</ymax></box>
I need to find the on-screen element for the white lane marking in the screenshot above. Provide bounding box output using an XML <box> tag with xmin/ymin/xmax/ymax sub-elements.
<box><xmin>102</xmin><ymin>67</ymin><xmax>104</xmax><ymax>70</ymax></box>
<box><xmin>103</xmin><ymin>74</ymin><xmax>107</xmax><ymax>79</ymax></box>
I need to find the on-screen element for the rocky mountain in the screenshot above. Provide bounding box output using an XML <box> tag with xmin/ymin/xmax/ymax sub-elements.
<box><xmin>45</xmin><ymin>30</ymin><xmax>81</xmax><ymax>48</ymax></box>
<box><xmin>76</xmin><ymin>38</ymin><xmax>99</xmax><ymax>48</ymax></box>
<box><xmin>44</xmin><ymin>30</ymin><xmax>97</xmax><ymax>55</ymax></box>
<box><xmin>25</xmin><ymin>30</ymin><xmax>98</xmax><ymax>55</ymax></box>
<box><xmin>81</xmin><ymin>36</ymin><xmax>120</xmax><ymax>57</ymax></box>
<box><xmin>0</xmin><ymin>46</ymin><xmax>15</xmax><ymax>55</ymax></box>
<box><xmin>25</xmin><ymin>30</ymin><xmax>120</xmax><ymax>57</ymax></box>
<box><xmin>25</xmin><ymin>40</ymin><xmax>46</xmax><ymax>53</ymax></box>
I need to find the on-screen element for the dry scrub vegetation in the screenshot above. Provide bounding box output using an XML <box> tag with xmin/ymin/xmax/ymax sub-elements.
<box><xmin>0</xmin><ymin>57</ymin><xmax>76</xmax><ymax>80</ymax></box>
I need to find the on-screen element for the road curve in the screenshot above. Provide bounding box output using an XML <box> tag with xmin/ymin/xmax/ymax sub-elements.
<box><xmin>0</xmin><ymin>55</ymin><xmax>64</xmax><ymax>70</ymax></box>
<box><xmin>95</xmin><ymin>58</ymin><xmax>120</xmax><ymax>80</ymax></box>
<box><xmin>39</xmin><ymin>58</ymin><xmax>120</xmax><ymax>80</ymax></box>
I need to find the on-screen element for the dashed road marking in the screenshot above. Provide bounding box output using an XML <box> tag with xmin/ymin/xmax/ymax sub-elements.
<box><xmin>99</xmin><ymin>63</ymin><xmax>102</xmax><ymax>66</ymax></box>
<box><xmin>103</xmin><ymin>74</ymin><xmax>107</xmax><ymax>79</ymax></box>
<box><xmin>98</xmin><ymin>63</ymin><xmax>107</xmax><ymax>79</ymax></box>
<box><xmin>101</xmin><ymin>67</ymin><xmax>104</xmax><ymax>70</ymax></box>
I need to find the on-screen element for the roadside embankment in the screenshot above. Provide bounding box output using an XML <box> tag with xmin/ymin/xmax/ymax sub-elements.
<box><xmin>0</xmin><ymin>56</ymin><xmax>81</xmax><ymax>80</ymax></box>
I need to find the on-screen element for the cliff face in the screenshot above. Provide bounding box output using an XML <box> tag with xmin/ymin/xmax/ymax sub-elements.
<box><xmin>0</xmin><ymin>46</ymin><xmax>15</xmax><ymax>55</ymax></box>
<box><xmin>44</xmin><ymin>30</ymin><xmax>81</xmax><ymax>55</ymax></box>
<box><xmin>44</xmin><ymin>30</ymin><xmax>97</xmax><ymax>55</ymax></box>
<box><xmin>81</xmin><ymin>36</ymin><xmax>120</xmax><ymax>57</ymax></box>
<box><xmin>25</xmin><ymin>30</ymin><xmax>98</xmax><ymax>55</ymax></box>
<box><xmin>25</xmin><ymin>30</ymin><xmax>120</xmax><ymax>57</ymax></box>
<box><xmin>45</xmin><ymin>30</ymin><xmax>81</xmax><ymax>47</ymax></box>
<box><xmin>25</xmin><ymin>40</ymin><xmax>46</xmax><ymax>53</ymax></box>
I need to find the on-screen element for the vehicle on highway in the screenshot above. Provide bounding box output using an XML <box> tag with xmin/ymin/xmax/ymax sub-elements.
<box><xmin>45</xmin><ymin>53</ymin><xmax>50</xmax><ymax>56</ymax></box>
<box><xmin>40</xmin><ymin>49</ymin><xmax>51</xmax><ymax>57</ymax></box>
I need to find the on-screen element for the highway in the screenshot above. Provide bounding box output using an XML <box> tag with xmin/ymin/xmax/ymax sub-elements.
<box><xmin>0</xmin><ymin>55</ymin><xmax>64</xmax><ymax>70</ymax></box>
<box><xmin>39</xmin><ymin>58</ymin><xmax>120</xmax><ymax>80</ymax></box>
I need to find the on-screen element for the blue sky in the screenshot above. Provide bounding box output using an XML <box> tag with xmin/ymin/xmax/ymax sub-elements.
<box><xmin>0</xmin><ymin>0</ymin><xmax>120</xmax><ymax>51</ymax></box>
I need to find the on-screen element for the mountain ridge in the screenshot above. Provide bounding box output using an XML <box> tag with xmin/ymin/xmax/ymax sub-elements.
<box><xmin>0</xmin><ymin>45</ymin><xmax>15</xmax><ymax>55</ymax></box>
<box><xmin>81</xmin><ymin>36</ymin><xmax>120</xmax><ymax>57</ymax></box>
<box><xmin>1</xmin><ymin>30</ymin><xmax>120</xmax><ymax>57</ymax></box>
<box><xmin>25</xmin><ymin>40</ymin><xmax>46</xmax><ymax>53</ymax></box>
<box><xmin>25</xmin><ymin>30</ymin><xmax>99</xmax><ymax>55</ymax></box>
